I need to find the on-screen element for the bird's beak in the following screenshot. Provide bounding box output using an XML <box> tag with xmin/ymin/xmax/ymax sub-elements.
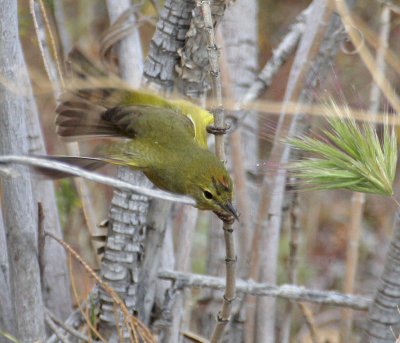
<box><xmin>221</xmin><ymin>202</ymin><xmax>240</xmax><ymax>221</ymax></box>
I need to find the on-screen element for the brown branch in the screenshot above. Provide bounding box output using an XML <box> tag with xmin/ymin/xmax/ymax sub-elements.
<box><xmin>298</xmin><ymin>303</ymin><xmax>322</xmax><ymax>343</ymax></box>
<box><xmin>197</xmin><ymin>1</ymin><xmax>236</xmax><ymax>342</ymax></box>
<box><xmin>37</xmin><ymin>203</ymin><xmax>45</xmax><ymax>285</ymax></box>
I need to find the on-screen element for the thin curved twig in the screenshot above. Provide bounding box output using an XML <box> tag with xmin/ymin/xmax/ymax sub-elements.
<box><xmin>0</xmin><ymin>155</ymin><xmax>195</xmax><ymax>205</ymax></box>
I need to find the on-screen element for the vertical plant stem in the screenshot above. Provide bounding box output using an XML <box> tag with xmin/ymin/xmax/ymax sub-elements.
<box><xmin>340</xmin><ymin>192</ymin><xmax>364</xmax><ymax>342</ymax></box>
<box><xmin>0</xmin><ymin>207</ymin><xmax>14</xmax><ymax>339</ymax></box>
<box><xmin>340</xmin><ymin>7</ymin><xmax>390</xmax><ymax>342</ymax></box>
<box><xmin>281</xmin><ymin>191</ymin><xmax>301</xmax><ymax>343</ymax></box>
<box><xmin>298</xmin><ymin>303</ymin><xmax>321</xmax><ymax>343</ymax></box>
<box><xmin>53</xmin><ymin>0</ymin><xmax>72</xmax><ymax>56</ymax></box>
<box><xmin>197</xmin><ymin>1</ymin><xmax>236</xmax><ymax>342</ymax></box>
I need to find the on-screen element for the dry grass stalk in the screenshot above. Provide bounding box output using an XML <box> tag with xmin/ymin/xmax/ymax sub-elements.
<box><xmin>47</xmin><ymin>232</ymin><xmax>155</xmax><ymax>343</ymax></box>
<box><xmin>335</xmin><ymin>0</ymin><xmax>400</xmax><ymax>113</ymax></box>
<box><xmin>30</xmin><ymin>0</ymin><xmax>104</xmax><ymax>266</ymax></box>
<box><xmin>340</xmin><ymin>5</ymin><xmax>391</xmax><ymax>341</ymax></box>
<box><xmin>298</xmin><ymin>303</ymin><xmax>322</xmax><ymax>343</ymax></box>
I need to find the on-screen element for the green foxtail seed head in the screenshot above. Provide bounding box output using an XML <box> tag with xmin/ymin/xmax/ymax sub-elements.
<box><xmin>287</xmin><ymin>100</ymin><xmax>397</xmax><ymax>196</ymax></box>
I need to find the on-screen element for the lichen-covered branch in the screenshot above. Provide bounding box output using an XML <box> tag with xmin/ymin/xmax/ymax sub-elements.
<box><xmin>158</xmin><ymin>270</ymin><xmax>371</xmax><ymax>311</ymax></box>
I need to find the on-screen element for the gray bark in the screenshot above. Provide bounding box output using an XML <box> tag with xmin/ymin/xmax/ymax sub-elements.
<box><xmin>363</xmin><ymin>210</ymin><xmax>400</xmax><ymax>342</ymax></box>
<box><xmin>99</xmin><ymin>1</ymin><xmax>195</xmax><ymax>340</ymax></box>
<box><xmin>0</xmin><ymin>209</ymin><xmax>14</xmax><ymax>341</ymax></box>
<box><xmin>137</xmin><ymin>200</ymin><xmax>172</xmax><ymax>324</ymax></box>
<box><xmin>143</xmin><ymin>0</ymin><xmax>196</xmax><ymax>92</ymax></box>
<box><xmin>140</xmin><ymin>0</ymin><xmax>200</xmax><ymax>337</ymax></box>
<box><xmin>25</xmin><ymin>46</ymin><xmax>72</xmax><ymax>323</ymax></box>
<box><xmin>0</xmin><ymin>1</ymin><xmax>45</xmax><ymax>341</ymax></box>
<box><xmin>98</xmin><ymin>2</ymin><xmax>147</xmax><ymax>340</ymax></box>
<box><xmin>160</xmin><ymin>0</ymin><xmax>229</xmax><ymax>338</ymax></box>
<box><xmin>99</xmin><ymin>170</ymin><xmax>152</xmax><ymax>338</ymax></box>
<box><xmin>176</xmin><ymin>0</ymin><xmax>227</xmax><ymax>98</ymax></box>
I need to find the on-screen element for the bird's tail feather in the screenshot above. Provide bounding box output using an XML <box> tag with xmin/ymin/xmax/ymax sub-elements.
<box><xmin>56</xmin><ymin>48</ymin><xmax>133</xmax><ymax>141</ymax></box>
<box><xmin>66</xmin><ymin>48</ymin><xmax>109</xmax><ymax>80</ymax></box>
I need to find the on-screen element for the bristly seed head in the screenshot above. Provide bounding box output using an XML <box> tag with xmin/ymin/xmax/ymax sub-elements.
<box><xmin>287</xmin><ymin>99</ymin><xmax>397</xmax><ymax>197</ymax></box>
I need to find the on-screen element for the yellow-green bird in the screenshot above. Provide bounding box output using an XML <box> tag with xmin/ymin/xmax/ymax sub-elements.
<box><xmin>43</xmin><ymin>50</ymin><xmax>238</xmax><ymax>220</ymax></box>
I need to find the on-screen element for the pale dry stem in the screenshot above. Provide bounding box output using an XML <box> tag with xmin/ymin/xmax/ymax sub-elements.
<box><xmin>47</xmin><ymin>232</ymin><xmax>155</xmax><ymax>343</ymax></box>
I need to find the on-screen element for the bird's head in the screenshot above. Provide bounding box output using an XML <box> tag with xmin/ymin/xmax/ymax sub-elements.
<box><xmin>187</xmin><ymin>157</ymin><xmax>239</xmax><ymax>221</ymax></box>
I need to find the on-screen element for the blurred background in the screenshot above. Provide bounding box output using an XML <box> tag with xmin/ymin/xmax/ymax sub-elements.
<box><xmin>12</xmin><ymin>0</ymin><xmax>400</xmax><ymax>341</ymax></box>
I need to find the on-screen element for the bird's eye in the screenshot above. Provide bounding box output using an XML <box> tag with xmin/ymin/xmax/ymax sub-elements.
<box><xmin>203</xmin><ymin>190</ymin><xmax>213</xmax><ymax>199</ymax></box>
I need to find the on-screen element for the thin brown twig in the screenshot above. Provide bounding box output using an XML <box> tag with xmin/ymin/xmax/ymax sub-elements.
<box><xmin>46</xmin><ymin>231</ymin><xmax>155</xmax><ymax>342</ymax></box>
<box><xmin>31</xmin><ymin>0</ymin><xmax>105</xmax><ymax>267</ymax></box>
<box><xmin>100</xmin><ymin>6</ymin><xmax>154</xmax><ymax>67</ymax></box>
<box><xmin>67</xmin><ymin>253</ymin><xmax>107</xmax><ymax>343</ymax></box>
<box><xmin>197</xmin><ymin>1</ymin><xmax>236</xmax><ymax>342</ymax></box>
<box><xmin>217</xmin><ymin>30</ymin><xmax>251</xmax><ymax>278</ymax></box>
<box><xmin>298</xmin><ymin>303</ymin><xmax>321</xmax><ymax>343</ymax></box>
<box><xmin>281</xmin><ymin>190</ymin><xmax>301</xmax><ymax>343</ymax></box>
<box><xmin>29</xmin><ymin>0</ymin><xmax>55</xmax><ymax>86</ymax></box>
<box><xmin>37</xmin><ymin>0</ymin><xmax>65</xmax><ymax>89</ymax></box>
<box><xmin>37</xmin><ymin>202</ymin><xmax>46</xmax><ymax>284</ymax></box>
<box><xmin>351</xmin><ymin>14</ymin><xmax>400</xmax><ymax>76</ymax></box>
<box><xmin>335</xmin><ymin>0</ymin><xmax>400</xmax><ymax>114</ymax></box>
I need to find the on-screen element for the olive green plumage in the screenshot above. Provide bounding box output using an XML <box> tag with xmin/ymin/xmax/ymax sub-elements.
<box><xmin>45</xmin><ymin>49</ymin><xmax>237</xmax><ymax>219</ymax></box>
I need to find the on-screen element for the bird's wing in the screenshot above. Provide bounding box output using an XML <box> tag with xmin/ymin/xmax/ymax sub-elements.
<box><xmin>169</xmin><ymin>99</ymin><xmax>214</xmax><ymax>148</ymax></box>
<box><xmin>56</xmin><ymin>96</ymin><xmax>195</xmax><ymax>142</ymax></box>
<box><xmin>61</xmin><ymin>48</ymin><xmax>211</xmax><ymax>146</ymax></box>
